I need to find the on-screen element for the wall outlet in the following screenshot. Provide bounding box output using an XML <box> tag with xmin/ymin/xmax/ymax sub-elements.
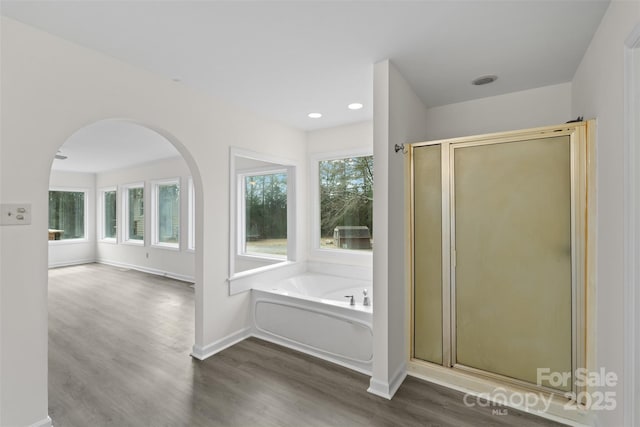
<box><xmin>0</xmin><ymin>203</ymin><xmax>32</xmax><ymax>225</ymax></box>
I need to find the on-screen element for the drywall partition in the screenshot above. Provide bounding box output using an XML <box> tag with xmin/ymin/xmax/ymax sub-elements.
<box><xmin>48</xmin><ymin>170</ymin><xmax>97</xmax><ymax>268</ymax></box>
<box><xmin>571</xmin><ymin>2</ymin><xmax>640</xmax><ymax>426</ymax></box>
<box><xmin>95</xmin><ymin>157</ymin><xmax>195</xmax><ymax>282</ymax></box>
<box><xmin>306</xmin><ymin>121</ymin><xmax>373</xmax><ymax>155</ymax></box>
<box><xmin>422</xmin><ymin>82</ymin><xmax>572</xmax><ymax>141</ymax></box>
<box><xmin>369</xmin><ymin>60</ymin><xmax>430</xmax><ymax>399</ymax></box>
<box><xmin>0</xmin><ymin>17</ymin><xmax>306</xmax><ymax>427</ymax></box>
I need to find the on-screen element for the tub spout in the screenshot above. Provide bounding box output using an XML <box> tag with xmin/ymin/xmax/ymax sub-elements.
<box><xmin>363</xmin><ymin>289</ymin><xmax>370</xmax><ymax>306</ymax></box>
<box><xmin>344</xmin><ymin>295</ymin><xmax>355</xmax><ymax>306</ymax></box>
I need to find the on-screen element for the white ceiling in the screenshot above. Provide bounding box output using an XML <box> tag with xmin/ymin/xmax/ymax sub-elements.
<box><xmin>2</xmin><ymin>0</ymin><xmax>609</xmax><ymax>133</ymax></box>
<box><xmin>51</xmin><ymin>120</ymin><xmax>180</xmax><ymax>173</ymax></box>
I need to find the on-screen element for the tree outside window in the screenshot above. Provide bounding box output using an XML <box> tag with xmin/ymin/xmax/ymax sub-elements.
<box><xmin>103</xmin><ymin>190</ymin><xmax>117</xmax><ymax>239</ymax></box>
<box><xmin>244</xmin><ymin>172</ymin><xmax>287</xmax><ymax>257</ymax></box>
<box><xmin>48</xmin><ymin>190</ymin><xmax>85</xmax><ymax>240</ymax></box>
<box><xmin>319</xmin><ymin>155</ymin><xmax>373</xmax><ymax>250</ymax></box>
<box><xmin>127</xmin><ymin>187</ymin><xmax>144</xmax><ymax>241</ymax></box>
<box><xmin>158</xmin><ymin>183</ymin><xmax>180</xmax><ymax>245</ymax></box>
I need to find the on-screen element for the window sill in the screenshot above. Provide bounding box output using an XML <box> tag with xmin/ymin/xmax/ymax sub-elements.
<box><xmin>48</xmin><ymin>238</ymin><xmax>89</xmax><ymax>245</ymax></box>
<box><xmin>151</xmin><ymin>243</ymin><xmax>180</xmax><ymax>251</ymax></box>
<box><xmin>99</xmin><ymin>238</ymin><xmax>117</xmax><ymax>244</ymax></box>
<box><xmin>238</xmin><ymin>252</ymin><xmax>287</xmax><ymax>262</ymax></box>
<box><xmin>122</xmin><ymin>239</ymin><xmax>144</xmax><ymax>246</ymax></box>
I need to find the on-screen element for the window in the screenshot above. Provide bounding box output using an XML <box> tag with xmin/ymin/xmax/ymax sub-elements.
<box><xmin>241</xmin><ymin>171</ymin><xmax>287</xmax><ymax>257</ymax></box>
<box><xmin>48</xmin><ymin>190</ymin><xmax>87</xmax><ymax>241</ymax></box>
<box><xmin>152</xmin><ymin>180</ymin><xmax>180</xmax><ymax>248</ymax></box>
<box><xmin>187</xmin><ymin>177</ymin><xmax>195</xmax><ymax>251</ymax></box>
<box><xmin>101</xmin><ymin>188</ymin><xmax>117</xmax><ymax>240</ymax></box>
<box><xmin>317</xmin><ymin>154</ymin><xmax>373</xmax><ymax>251</ymax></box>
<box><xmin>123</xmin><ymin>184</ymin><xmax>144</xmax><ymax>243</ymax></box>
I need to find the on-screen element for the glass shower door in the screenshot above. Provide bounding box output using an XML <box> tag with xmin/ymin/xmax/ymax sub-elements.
<box><xmin>452</xmin><ymin>136</ymin><xmax>573</xmax><ymax>391</ymax></box>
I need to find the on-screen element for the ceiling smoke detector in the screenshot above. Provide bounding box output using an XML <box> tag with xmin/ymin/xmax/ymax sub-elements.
<box><xmin>471</xmin><ymin>75</ymin><xmax>498</xmax><ymax>86</ymax></box>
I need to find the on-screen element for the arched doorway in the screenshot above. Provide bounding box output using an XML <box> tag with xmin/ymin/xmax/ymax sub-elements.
<box><xmin>46</xmin><ymin>119</ymin><xmax>204</xmax><ymax>424</ymax></box>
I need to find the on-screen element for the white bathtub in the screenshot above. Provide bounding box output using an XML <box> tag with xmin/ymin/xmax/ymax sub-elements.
<box><xmin>252</xmin><ymin>273</ymin><xmax>373</xmax><ymax>374</ymax></box>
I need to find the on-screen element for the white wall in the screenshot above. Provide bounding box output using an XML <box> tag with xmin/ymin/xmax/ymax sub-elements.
<box><xmin>571</xmin><ymin>2</ymin><xmax>640</xmax><ymax>426</ymax></box>
<box><xmin>95</xmin><ymin>156</ymin><xmax>195</xmax><ymax>282</ymax></box>
<box><xmin>306</xmin><ymin>121</ymin><xmax>373</xmax><ymax>154</ymax></box>
<box><xmin>0</xmin><ymin>17</ymin><xmax>306</xmax><ymax>427</ymax></box>
<box><xmin>48</xmin><ymin>170</ymin><xmax>97</xmax><ymax>268</ymax></box>
<box><xmin>369</xmin><ymin>60</ymin><xmax>430</xmax><ymax>398</ymax></box>
<box><xmin>422</xmin><ymin>82</ymin><xmax>572</xmax><ymax>140</ymax></box>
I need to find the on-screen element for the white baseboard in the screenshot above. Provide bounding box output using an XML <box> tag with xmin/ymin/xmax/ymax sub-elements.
<box><xmin>191</xmin><ymin>327</ymin><xmax>252</xmax><ymax>360</ymax></box>
<box><xmin>29</xmin><ymin>416</ymin><xmax>52</xmax><ymax>427</ymax></box>
<box><xmin>97</xmin><ymin>260</ymin><xmax>194</xmax><ymax>283</ymax></box>
<box><xmin>367</xmin><ymin>363</ymin><xmax>407</xmax><ymax>399</ymax></box>
<box><xmin>48</xmin><ymin>258</ymin><xmax>96</xmax><ymax>269</ymax></box>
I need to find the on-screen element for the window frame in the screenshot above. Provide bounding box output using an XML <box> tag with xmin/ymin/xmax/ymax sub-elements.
<box><xmin>122</xmin><ymin>182</ymin><xmax>145</xmax><ymax>246</ymax></box>
<box><xmin>48</xmin><ymin>187</ymin><xmax>89</xmax><ymax>244</ymax></box>
<box><xmin>228</xmin><ymin>147</ymin><xmax>298</xmax><ymax>280</ymax></box>
<box><xmin>98</xmin><ymin>186</ymin><xmax>118</xmax><ymax>243</ymax></box>
<box><xmin>237</xmin><ymin>166</ymin><xmax>289</xmax><ymax>260</ymax></box>
<box><xmin>310</xmin><ymin>148</ymin><xmax>373</xmax><ymax>264</ymax></box>
<box><xmin>151</xmin><ymin>178</ymin><xmax>181</xmax><ymax>250</ymax></box>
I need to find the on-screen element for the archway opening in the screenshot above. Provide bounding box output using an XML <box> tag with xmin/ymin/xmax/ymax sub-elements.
<box><xmin>46</xmin><ymin>119</ymin><xmax>203</xmax><ymax>424</ymax></box>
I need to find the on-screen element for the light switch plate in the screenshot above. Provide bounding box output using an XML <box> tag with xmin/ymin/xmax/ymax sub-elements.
<box><xmin>0</xmin><ymin>203</ymin><xmax>32</xmax><ymax>225</ymax></box>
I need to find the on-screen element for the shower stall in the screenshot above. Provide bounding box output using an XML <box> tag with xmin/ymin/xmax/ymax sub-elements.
<box><xmin>409</xmin><ymin>121</ymin><xmax>593</xmax><ymax>397</ymax></box>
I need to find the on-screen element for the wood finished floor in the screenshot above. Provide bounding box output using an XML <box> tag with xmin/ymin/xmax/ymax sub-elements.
<box><xmin>48</xmin><ymin>264</ymin><xmax>566</xmax><ymax>427</ymax></box>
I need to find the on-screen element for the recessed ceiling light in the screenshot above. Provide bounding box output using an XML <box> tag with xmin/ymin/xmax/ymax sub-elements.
<box><xmin>308</xmin><ymin>113</ymin><xmax>322</xmax><ymax>119</ymax></box>
<box><xmin>348</xmin><ymin>103</ymin><xmax>363</xmax><ymax>110</ymax></box>
<box><xmin>471</xmin><ymin>75</ymin><xmax>498</xmax><ymax>86</ymax></box>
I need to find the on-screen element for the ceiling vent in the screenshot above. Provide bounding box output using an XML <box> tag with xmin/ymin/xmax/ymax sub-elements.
<box><xmin>472</xmin><ymin>75</ymin><xmax>498</xmax><ymax>86</ymax></box>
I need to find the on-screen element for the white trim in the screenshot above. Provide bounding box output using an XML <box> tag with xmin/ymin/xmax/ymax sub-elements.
<box><xmin>229</xmin><ymin>147</ymin><xmax>298</xmax><ymax>278</ymax></box>
<box><xmin>187</xmin><ymin>177</ymin><xmax>195</xmax><ymax>251</ymax></box>
<box><xmin>367</xmin><ymin>363</ymin><xmax>407</xmax><ymax>399</ymax></box>
<box><xmin>97</xmin><ymin>260</ymin><xmax>194</xmax><ymax>283</ymax></box>
<box><xmin>48</xmin><ymin>258</ymin><xmax>96</xmax><ymax>269</ymax></box>
<box><xmin>624</xmin><ymin>23</ymin><xmax>640</xmax><ymax>427</ymax></box>
<box><xmin>29</xmin><ymin>416</ymin><xmax>52</xmax><ymax>427</ymax></box>
<box><xmin>309</xmin><ymin>148</ymin><xmax>374</xmax><ymax>266</ymax></box>
<box><xmin>191</xmin><ymin>327</ymin><xmax>252</xmax><ymax>360</ymax></box>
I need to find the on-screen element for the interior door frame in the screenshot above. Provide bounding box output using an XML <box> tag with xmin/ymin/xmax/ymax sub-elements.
<box><xmin>623</xmin><ymin>24</ymin><xmax>640</xmax><ymax>427</ymax></box>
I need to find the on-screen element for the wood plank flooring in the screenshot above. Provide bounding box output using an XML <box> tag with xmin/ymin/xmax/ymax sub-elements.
<box><xmin>48</xmin><ymin>264</ymin><xmax>566</xmax><ymax>427</ymax></box>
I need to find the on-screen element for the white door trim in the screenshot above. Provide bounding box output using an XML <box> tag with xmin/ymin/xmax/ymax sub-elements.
<box><xmin>623</xmin><ymin>23</ymin><xmax>640</xmax><ymax>427</ymax></box>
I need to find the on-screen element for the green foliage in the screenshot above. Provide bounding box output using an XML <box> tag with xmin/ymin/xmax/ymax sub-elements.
<box><xmin>245</xmin><ymin>172</ymin><xmax>287</xmax><ymax>239</ymax></box>
<box><xmin>319</xmin><ymin>155</ymin><xmax>373</xmax><ymax>238</ymax></box>
<box><xmin>49</xmin><ymin>190</ymin><xmax>85</xmax><ymax>239</ymax></box>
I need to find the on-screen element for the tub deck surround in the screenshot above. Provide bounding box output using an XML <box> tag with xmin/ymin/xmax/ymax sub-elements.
<box><xmin>252</xmin><ymin>272</ymin><xmax>373</xmax><ymax>374</ymax></box>
<box><xmin>227</xmin><ymin>260</ymin><xmax>305</xmax><ymax>295</ymax></box>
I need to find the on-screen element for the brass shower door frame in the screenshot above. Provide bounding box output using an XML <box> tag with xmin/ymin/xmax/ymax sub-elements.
<box><xmin>408</xmin><ymin>121</ymin><xmax>593</xmax><ymax>398</ymax></box>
